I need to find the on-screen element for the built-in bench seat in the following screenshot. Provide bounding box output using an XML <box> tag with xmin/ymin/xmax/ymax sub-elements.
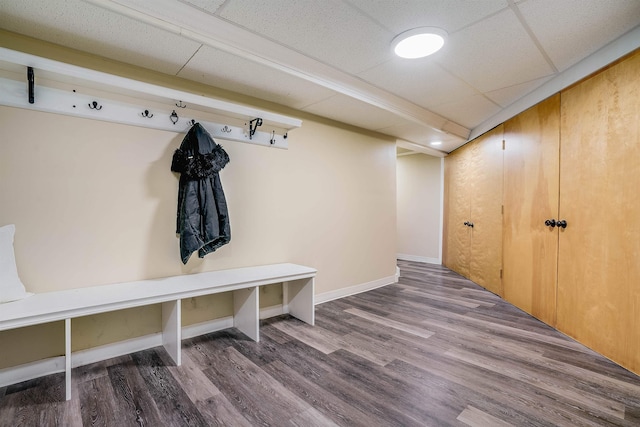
<box><xmin>0</xmin><ymin>263</ymin><xmax>316</xmax><ymax>400</ymax></box>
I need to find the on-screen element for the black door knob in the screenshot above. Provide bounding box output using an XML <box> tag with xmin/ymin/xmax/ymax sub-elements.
<box><xmin>557</xmin><ymin>220</ymin><xmax>567</xmax><ymax>229</ymax></box>
<box><xmin>545</xmin><ymin>219</ymin><xmax>556</xmax><ymax>227</ymax></box>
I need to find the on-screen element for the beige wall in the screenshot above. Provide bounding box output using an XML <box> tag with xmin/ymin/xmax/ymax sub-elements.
<box><xmin>396</xmin><ymin>153</ymin><xmax>442</xmax><ymax>263</ymax></box>
<box><xmin>0</xmin><ymin>33</ymin><xmax>397</xmax><ymax>368</ymax></box>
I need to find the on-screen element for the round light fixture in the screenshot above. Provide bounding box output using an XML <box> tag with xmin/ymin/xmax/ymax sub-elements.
<box><xmin>392</xmin><ymin>27</ymin><xmax>447</xmax><ymax>59</ymax></box>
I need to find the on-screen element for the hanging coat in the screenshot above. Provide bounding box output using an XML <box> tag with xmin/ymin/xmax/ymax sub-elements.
<box><xmin>171</xmin><ymin>123</ymin><xmax>230</xmax><ymax>264</ymax></box>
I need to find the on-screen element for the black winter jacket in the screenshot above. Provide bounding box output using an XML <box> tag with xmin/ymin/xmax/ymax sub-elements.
<box><xmin>171</xmin><ymin>123</ymin><xmax>230</xmax><ymax>264</ymax></box>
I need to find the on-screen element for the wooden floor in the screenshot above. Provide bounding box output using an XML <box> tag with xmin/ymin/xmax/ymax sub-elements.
<box><xmin>2</xmin><ymin>261</ymin><xmax>640</xmax><ymax>426</ymax></box>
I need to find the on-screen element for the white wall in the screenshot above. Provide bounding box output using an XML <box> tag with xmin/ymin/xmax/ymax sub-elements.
<box><xmin>0</xmin><ymin>32</ymin><xmax>398</xmax><ymax>368</ymax></box>
<box><xmin>396</xmin><ymin>153</ymin><xmax>443</xmax><ymax>264</ymax></box>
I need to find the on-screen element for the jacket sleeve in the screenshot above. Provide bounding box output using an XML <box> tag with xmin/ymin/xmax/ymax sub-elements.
<box><xmin>171</xmin><ymin>144</ymin><xmax>229</xmax><ymax>179</ymax></box>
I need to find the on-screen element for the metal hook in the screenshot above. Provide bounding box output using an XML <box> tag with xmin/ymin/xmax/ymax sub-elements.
<box><xmin>170</xmin><ymin>110</ymin><xmax>179</xmax><ymax>125</ymax></box>
<box><xmin>141</xmin><ymin>109</ymin><xmax>154</xmax><ymax>118</ymax></box>
<box><xmin>270</xmin><ymin>130</ymin><xmax>276</xmax><ymax>145</ymax></box>
<box><xmin>188</xmin><ymin>119</ymin><xmax>196</xmax><ymax>126</ymax></box>
<box><xmin>283</xmin><ymin>133</ymin><xmax>288</xmax><ymax>139</ymax></box>
<box><xmin>248</xmin><ymin>117</ymin><xmax>263</xmax><ymax>140</ymax></box>
<box><xmin>88</xmin><ymin>100</ymin><xmax>102</xmax><ymax>110</ymax></box>
<box><xmin>175</xmin><ymin>100</ymin><xmax>186</xmax><ymax>108</ymax></box>
<box><xmin>221</xmin><ymin>125</ymin><xmax>232</xmax><ymax>133</ymax></box>
<box><xmin>27</xmin><ymin>67</ymin><xmax>35</xmax><ymax>104</ymax></box>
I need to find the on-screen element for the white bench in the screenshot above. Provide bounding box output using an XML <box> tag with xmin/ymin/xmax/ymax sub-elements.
<box><xmin>0</xmin><ymin>263</ymin><xmax>316</xmax><ymax>400</ymax></box>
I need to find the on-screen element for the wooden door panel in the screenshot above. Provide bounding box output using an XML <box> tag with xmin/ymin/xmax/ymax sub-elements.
<box><xmin>558</xmin><ymin>52</ymin><xmax>640</xmax><ymax>374</ymax></box>
<box><xmin>443</xmin><ymin>145</ymin><xmax>471</xmax><ymax>278</ymax></box>
<box><xmin>470</xmin><ymin>126</ymin><xmax>504</xmax><ymax>296</ymax></box>
<box><xmin>503</xmin><ymin>95</ymin><xmax>560</xmax><ymax>325</ymax></box>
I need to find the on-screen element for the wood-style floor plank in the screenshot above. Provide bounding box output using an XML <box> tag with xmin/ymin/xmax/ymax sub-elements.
<box><xmin>2</xmin><ymin>261</ymin><xmax>640</xmax><ymax>426</ymax></box>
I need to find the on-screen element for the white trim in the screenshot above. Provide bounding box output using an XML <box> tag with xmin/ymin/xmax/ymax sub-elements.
<box><xmin>315</xmin><ymin>274</ymin><xmax>397</xmax><ymax>304</ymax></box>
<box><xmin>259</xmin><ymin>304</ymin><xmax>286</xmax><ymax>320</ymax></box>
<box><xmin>397</xmin><ymin>254</ymin><xmax>441</xmax><ymax>265</ymax></box>
<box><xmin>470</xmin><ymin>25</ymin><xmax>640</xmax><ymax>140</ymax></box>
<box><xmin>182</xmin><ymin>316</ymin><xmax>234</xmax><ymax>340</ymax></box>
<box><xmin>0</xmin><ymin>356</ymin><xmax>65</xmax><ymax>388</ymax></box>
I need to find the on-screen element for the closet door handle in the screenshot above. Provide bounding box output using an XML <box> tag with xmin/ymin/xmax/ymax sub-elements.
<box><xmin>557</xmin><ymin>220</ymin><xmax>567</xmax><ymax>229</ymax></box>
<box><xmin>463</xmin><ymin>221</ymin><xmax>469</xmax><ymax>226</ymax></box>
<box><xmin>468</xmin><ymin>222</ymin><xmax>474</xmax><ymax>228</ymax></box>
<box><xmin>545</xmin><ymin>219</ymin><xmax>556</xmax><ymax>227</ymax></box>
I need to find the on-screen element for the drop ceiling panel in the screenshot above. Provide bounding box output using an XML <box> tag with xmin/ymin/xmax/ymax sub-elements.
<box><xmin>178</xmin><ymin>45</ymin><xmax>336</xmax><ymax>110</ymax></box>
<box><xmin>435</xmin><ymin>8</ymin><xmax>555</xmax><ymax>93</ymax></box>
<box><xmin>347</xmin><ymin>0</ymin><xmax>509</xmax><ymax>34</ymax></box>
<box><xmin>484</xmin><ymin>75</ymin><xmax>552</xmax><ymax>108</ymax></box>
<box><xmin>302</xmin><ymin>94</ymin><xmax>406</xmax><ymax>130</ymax></box>
<box><xmin>357</xmin><ymin>58</ymin><xmax>476</xmax><ymax>110</ymax></box>
<box><xmin>377</xmin><ymin>121</ymin><xmax>465</xmax><ymax>153</ymax></box>
<box><xmin>217</xmin><ymin>0</ymin><xmax>394</xmax><ymax>74</ymax></box>
<box><xmin>182</xmin><ymin>0</ymin><xmax>227</xmax><ymax>14</ymax></box>
<box><xmin>432</xmin><ymin>94</ymin><xmax>501</xmax><ymax>129</ymax></box>
<box><xmin>518</xmin><ymin>0</ymin><xmax>640</xmax><ymax>71</ymax></box>
<box><xmin>0</xmin><ymin>0</ymin><xmax>201</xmax><ymax>75</ymax></box>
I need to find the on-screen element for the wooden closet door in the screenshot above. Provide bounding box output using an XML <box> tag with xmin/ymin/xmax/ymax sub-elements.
<box><xmin>503</xmin><ymin>95</ymin><xmax>560</xmax><ymax>325</ymax></box>
<box><xmin>558</xmin><ymin>52</ymin><xmax>640</xmax><ymax>374</ymax></box>
<box><xmin>469</xmin><ymin>125</ymin><xmax>504</xmax><ymax>296</ymax></box>
<box><xmin>443</xmin><ymin>143</ymin><xmax>472</xmax><ymax>278</ymax></box>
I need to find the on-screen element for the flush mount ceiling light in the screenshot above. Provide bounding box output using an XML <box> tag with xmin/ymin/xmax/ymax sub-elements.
<box><xmin>430</xmin><ymin>141</ymin><xmax>443</xmax><ymax>146</ymax></box>
<box><xmin>392</xmin><ymin>27</ymin><xmax>447</xmax><ymax>59</ymax></box>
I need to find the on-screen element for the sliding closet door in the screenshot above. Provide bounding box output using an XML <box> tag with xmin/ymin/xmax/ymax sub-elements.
<box><xmin>443</xmin><ymin>143</ymin><xmax>472</xmax><ymax>278</ymax></box>
<box><xmin>469</xmin><ymin>125</ymin><xmax>504</xmax><ymax>296</ymax></box>
<box><xmin>503</xmin><ymin>95</ymin><xmax>560</xmax><ymax>325</ymax></box>
<box><xmin>558</xmin><ymin>52</ymin><xmax>640</xmax><ymax>374</ymax></box>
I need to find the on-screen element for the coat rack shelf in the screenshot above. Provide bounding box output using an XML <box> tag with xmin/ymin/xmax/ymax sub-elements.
<box><xmin>0</xmin><ymin>47</ymin><xmax>302</xmax><ymax>149</ymax></box>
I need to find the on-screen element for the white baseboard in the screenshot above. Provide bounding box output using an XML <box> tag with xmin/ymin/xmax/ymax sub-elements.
<box><xmin>259</xmin><ymin>304</ymin><xmax>285</xmax><ymax>320</ymax></box>
<box><xmin>397</xmin><ymin>253</ymin><xmax>441</xmax><ymax>264</ymax></box>
<box><xmin>0</xmin><ymin>356</ymin><xmax>65</xmax><ymax>388</ymax></box>
<box><xmin>315</xmin><ymin>274</ymin><xmax>397</xmax><ymax>304</ymax></box>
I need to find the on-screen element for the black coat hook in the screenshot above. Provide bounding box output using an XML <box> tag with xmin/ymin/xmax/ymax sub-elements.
<box><xmin>248</xmin><ymin>117</ymin><xmax>263</xmax><ymax>140</ymax></box>
<box><xmin>170</xmin><ymin>110</ymin><xmax>179</xmax><ymax>125</ymax></box>
<box><xmin>188</xmin><ymin>119</ymin><xmax>196</xmax><ymax>126</ymax></box>
<box><xmin>175</xmin><ymin>100</ymin><xmax>186</xmax><ymax>108</ymax></box>
<box><xmin>27</xmin><ymin>67</ymin><xmax>35</xmax><ymax>104</ymax></box>
<box><xmin>141</xmin><ymin>109</ymin><xmax>153</xmax><ymax>118</ymax></box>
<box><xmin>88</xmin><ymin>101</ymin><xmax>102</xmax><ymax>110</ymax></box>
<box><xmin>270</xmin><ymin>130</ymin><xmax>276</xmax><ymax>145</ymax></box>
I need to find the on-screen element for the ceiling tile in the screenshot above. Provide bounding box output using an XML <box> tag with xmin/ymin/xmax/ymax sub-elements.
<box><xmin>217</xmin><ymin>0</ymin><xmax>394</xmax><ymax>74</ymax></box>
<box><xmin>484</xmin><ymin>75</ymin><xmax>553</xmax><ymax>108</ymax></box>
<box><xmin>181</xmin><ymin>0</ymin><xmax>227</xmax><ymax>14</ymax></box>
<box><xmin>435</xmin><ymin>8</ymin><xmax>555</xmax><ymax>93</ymax></box>
<box><xmin>0</xmin><ymin>0</ymin><xmax>201</xmax><ymax>75</ymax></box>
<box><xmin>301</xmin><ymin>94</ymin><xmax>406</xmax><ymax>130</ymax></box>
<box><xmin>432</xmin><ymin>95</ymin><xmax>501</xmax><ymax>129</ymax></box>
<box><xmin>517</xmin><ymin>0</ymin><xmax>640</xmax><ymax>71</ymax></box>
<box><xmin>347</xmin><ymin>0</ymin><xmax>508</xmax><ymax>34</ymax></box>
<box><xmin>177</xmin><ymin>45</ymin><xmax>336</xmax><ymax>110</ymax></box>
<box><xmin>357</xmin><ymin>58</ymin><xmax>476</xmax><ymax>110</ymax></box>
<box><xmin>377</xmin><ymin>121</ymin><xmax>466</xmax><ymax>153</ymax></box>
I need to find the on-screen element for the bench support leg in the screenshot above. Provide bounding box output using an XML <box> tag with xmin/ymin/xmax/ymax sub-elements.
<box><xmin>65</xmin><ymin>318</ymin><xmax>72</xmax><ymax>401</ymax></box>
<box><xmin>285</xmin><ymin>277</ymin><xmax>315</xmax><ymax>325</ymax></box>
<box><xmin>233</xmin><ymin>287</ymin><xmax>259</xmax><ymax>342</ymax></box>
<box><xmin>162</xmin><ymin>299</ymin><xmax>181</xmax><ymax>366</ymax></box>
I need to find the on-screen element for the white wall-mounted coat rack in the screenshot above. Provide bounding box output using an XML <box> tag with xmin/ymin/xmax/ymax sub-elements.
<box><xmin>0</xmin><ymin>48</ymin><xmax>302</xmax><ymax>149</ymax></box>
